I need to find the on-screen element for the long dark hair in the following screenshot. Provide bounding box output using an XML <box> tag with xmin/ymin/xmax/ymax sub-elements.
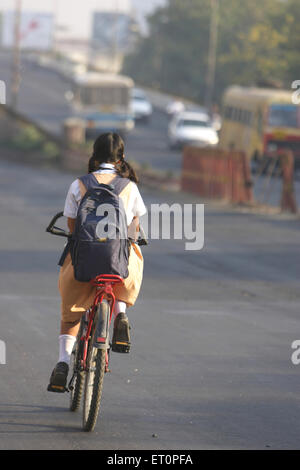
<box><xmin>88</xmin><ymin>132</ymin><xmax>138</xmax><ymax>184</ymax></box>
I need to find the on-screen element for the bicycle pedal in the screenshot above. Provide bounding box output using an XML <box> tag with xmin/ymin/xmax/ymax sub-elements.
<box><xmin>112</xmin><ymin>342</ymin><xmax>131</xmax><ymax>354</ymax></box>
<box><xmin>47</xmin><ymin>384</ymin><xmax>67</xmax><ymax>393</ymax></box>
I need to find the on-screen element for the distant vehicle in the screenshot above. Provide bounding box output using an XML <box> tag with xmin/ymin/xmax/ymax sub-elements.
<box><xmin>219</xmin><ymin>86</ymin><xmax>300</xmax><ymax>166</ymax></box>
<box><xmin>168</xmin><ymin>112</ymin><xmax>219</xmax><ymax>150</ymax></box>
<box><xmin>67</xmin><ymin>72</ymin><xmax>135</xmax><ymax>139</ymax></box>
<box><xmin>166</xmin><ymin>100</ymin><xmax>185</xmax><ymax>116</ymax></box>
<box><xmin>130</xmin><ymin>88</ymin><xmax>153</xmax><ymax>122</ymax></box>
<box><xmin>212</xmin><ymin>113</ymin><xmax>222</xmax><ymax>132</ymax></box>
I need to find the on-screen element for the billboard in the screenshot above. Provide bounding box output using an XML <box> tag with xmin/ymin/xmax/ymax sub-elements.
<box><xmin>2</xmin><ymin>11</ymin><xmax>54</xmax><ymax>51</ymax></box>
<box><xmin>92</xmin><ymin>12</ymin><xmax>138</xmax><ymax>53</ymax></box>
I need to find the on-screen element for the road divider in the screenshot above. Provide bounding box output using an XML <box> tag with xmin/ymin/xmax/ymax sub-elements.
<box><xmin>182</xmin><ymin>147</ymin><xmax>254</xmax><ymax>204</ymax></box>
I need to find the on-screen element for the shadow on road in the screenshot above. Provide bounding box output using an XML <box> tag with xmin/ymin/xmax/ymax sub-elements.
<box><xmin>0</xmin><ymin>403</ymin><xmax>79</xmax><ymax>434</ymax></box>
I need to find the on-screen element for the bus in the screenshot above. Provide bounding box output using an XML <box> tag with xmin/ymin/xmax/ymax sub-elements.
<box><xmin>67</xmin><ymin>71</ymin><xmax>135</xmax><ymax>139</ymax></box>
<box><xmin>219</xmin><ymin>86</ymin><xmax>300</xmax><ymax>166</ymax></box>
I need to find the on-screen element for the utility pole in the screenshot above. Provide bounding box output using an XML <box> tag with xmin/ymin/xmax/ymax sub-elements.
<box><xmin>11</xmin><ymin>0</ymin><xmax>22</xmax><ymax>110</ymax></box>
<box><xmin>205</xmin><ymin>0</ymin><xmax>219</xmax><ymax>113</ymax></box>
<box><xmin>112</xmin><ymin>0</ymin><xmax>119</xmax><ymax>73</ymax></box>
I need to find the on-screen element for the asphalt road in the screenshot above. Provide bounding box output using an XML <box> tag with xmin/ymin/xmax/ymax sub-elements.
<box><xmin>0</xmin><ymin>157</ymin><xmax>300</xmax><ymax>450</ymax></box>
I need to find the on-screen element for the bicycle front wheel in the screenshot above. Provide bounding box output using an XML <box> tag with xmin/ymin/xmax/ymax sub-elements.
<box><xmin>82</xmin><ymin>300</ymin><xmax>109</xmax><ymax>432</ymax></box>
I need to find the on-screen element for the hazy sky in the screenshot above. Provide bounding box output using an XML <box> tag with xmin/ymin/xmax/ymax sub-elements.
<box><xmin>0</xmin><ymin>0</ymin><xmax>166</xmax><ymax>37</ymax></box>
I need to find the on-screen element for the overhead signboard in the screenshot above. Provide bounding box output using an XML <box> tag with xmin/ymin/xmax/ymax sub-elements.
<box><xmin>92</xmin><ymin>12</ymin><xmax>138</xmax><ymax>53</ymax></box>
<box><xmin>2</xmin><ymin>11</ymin><xmax>54</xmax><ymax>51</ymax></box>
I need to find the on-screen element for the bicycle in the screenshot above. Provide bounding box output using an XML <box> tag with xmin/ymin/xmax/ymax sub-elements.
<box><xmin>46</xmin><ymin>211</ymin><xmax>147</xmax><ymax>432</ymax></box>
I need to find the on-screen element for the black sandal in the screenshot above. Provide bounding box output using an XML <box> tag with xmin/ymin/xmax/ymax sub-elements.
<box><xmin>111</xmin><ymin>313</ymin><xmax>131</xmax><ymax>353</ymax></box>
<box><xmin>47</xmin><ymin>362</ymin><xmax>69</xmax><ymax>393</ymax></box>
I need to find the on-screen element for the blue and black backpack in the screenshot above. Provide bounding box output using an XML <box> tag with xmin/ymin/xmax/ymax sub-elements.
<box><xmin>70</xmin><ymin>173</ymin><xmax>130</xmax><ymax>282</ymax></box>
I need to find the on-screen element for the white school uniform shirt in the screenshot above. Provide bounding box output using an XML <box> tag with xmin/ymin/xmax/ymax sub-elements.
<box><xmin>63</xmin><ymin>163</ymin><xmax>147</xmax><ymax>226</ymax></box>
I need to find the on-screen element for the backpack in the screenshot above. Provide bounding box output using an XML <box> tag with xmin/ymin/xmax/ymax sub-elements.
<box><xmin>71</xmin><ymin>173</ymin><xmax>131</xmax><ymax>282</ymax></box>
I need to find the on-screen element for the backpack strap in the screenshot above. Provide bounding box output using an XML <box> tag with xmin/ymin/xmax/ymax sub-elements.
<box><xmin>111</xmin><ymin>176</ymin><xmax>131</xmax><ymax>195</ymax></box>
<box><xmin>79</xmin><ymin>174</ymin><xmax>131</xmax><ymax>196</ymax></box>
<box><xmin>78</xmin><ymin>173</ymin><xmax>100</xmax><ymax>191</ymax></box>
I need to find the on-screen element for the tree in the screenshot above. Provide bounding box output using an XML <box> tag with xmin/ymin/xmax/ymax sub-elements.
<box><xmin>123</xmin><ymin>0</ymin><xmax>298</xmax><ymax>105</ymax></box>
<box><xmin>282</xmin><ymin>0</ymin><xmax>300</xmax><ymax>83</ymax></box>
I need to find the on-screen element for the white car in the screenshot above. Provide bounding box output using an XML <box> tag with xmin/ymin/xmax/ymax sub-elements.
<box><xmin>168</xmin><ymin>112</ymin><xmax>219</xmax><ymax>149</ymax></box>
<box><xmin>130</xmin><ymin>89</ymin><xmax>153</xmax><ymax>122</ymax></box>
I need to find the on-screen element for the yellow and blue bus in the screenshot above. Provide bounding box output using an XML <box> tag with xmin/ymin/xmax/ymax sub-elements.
<box><xmin>219</xmin><ymin>86</ymin><xmax>300</xmax><ymax>166</ymax></box>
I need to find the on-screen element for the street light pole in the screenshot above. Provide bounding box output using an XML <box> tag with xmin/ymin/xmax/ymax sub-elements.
<box><xmin>205</xmin><ymin>0</ymin><xmax>219</xmax><ymax>112</ymax></box>
<box><xmin>11</xmin><ymin>0</ymin><xmax>22</xmax><ymax>110</ymax></box>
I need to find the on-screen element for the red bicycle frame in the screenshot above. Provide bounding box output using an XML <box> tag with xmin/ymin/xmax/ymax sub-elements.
<box><xmin>80</xmin><ymin>275</ymin><xmax>124</xmax><ymax>371</ymax></box>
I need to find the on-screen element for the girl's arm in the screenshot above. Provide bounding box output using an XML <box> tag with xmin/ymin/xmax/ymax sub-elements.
<box><xmin>128</xmin><ymin>216</ymin><xmax>140</xmax><ymax>241</ymax></box>
<box><xmin>68</xmin><ymin>218</ymin><xmax>76</xmax><ymax>234</ymax></box>
<box><xmin>133</xmin><ymin>216</ymin><xmax>140</xmax><ymax>241</ymax></box>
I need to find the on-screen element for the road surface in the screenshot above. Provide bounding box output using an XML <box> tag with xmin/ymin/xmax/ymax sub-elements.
<box><xmin>0</xmin><ymin>157</ymin><xmax>300</xmax><ymax>450</ymax></box>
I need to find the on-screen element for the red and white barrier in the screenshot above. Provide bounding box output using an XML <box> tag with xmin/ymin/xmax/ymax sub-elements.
<box><xmin>181</xmin><ymin>147</ymin><xmax>253</xmax><ymax>204</ymax></box>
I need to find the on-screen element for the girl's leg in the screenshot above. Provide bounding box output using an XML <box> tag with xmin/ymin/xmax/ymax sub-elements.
<box><xmin>112</xmin><ymin>300</ymin><xmax>130</xmax><ymax>353</ymax></box>
<box><xmin>113</xmin><ymin>300</ymin><xmax>127</xmax><ymax>317</ymax></box>
<box><xmin>58</xmin><ymin>334</ymin><xmax>77</xmax><ymax>366</ymax></box>
<box><xmin>47</xmin><ymin>319</ymin><xmax>81</xmax><ymax>392</ymax></box>
<box><xmin>58</xmin><ymin>320</ymin><xmax>81</xmax><ymax>365</ymax></box>
<box><xmin>60</xmin><ymin>320</ymin><xmax>81</xmax><ymax>337</ymax></box>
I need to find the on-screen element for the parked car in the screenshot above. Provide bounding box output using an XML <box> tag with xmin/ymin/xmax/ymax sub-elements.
<box><xmin>130</xmin><ymin>88</ymin><xmax>153</xmax><ymax>122</ymax></box>
<box><xmin>168</xmin><ymin>112</ymin><xmax>219</xmax><ymax>149</ymax></box>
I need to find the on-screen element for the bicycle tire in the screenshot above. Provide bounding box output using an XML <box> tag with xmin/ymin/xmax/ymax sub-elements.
<box><xmin>69</xmin><ymin>318</ymin><xmax>85</xmax><ymax>412</ymax></box>
<box><xmin>82</xmin><ymin>300</ymin><xmax>109</xmax><ymax>432</ymax></box>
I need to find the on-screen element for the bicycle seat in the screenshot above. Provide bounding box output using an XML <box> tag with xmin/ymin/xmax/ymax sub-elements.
<box><xmin>91</xmin><ymin>274</ymin><xmax>124</xmax><ymax>288</ymax></box>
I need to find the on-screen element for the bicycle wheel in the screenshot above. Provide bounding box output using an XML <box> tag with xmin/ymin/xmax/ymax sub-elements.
<box><xmin>82</xmin><ymin>300</ymin><xmax>110</xmax><ymax>432</ymax></box>
<box><xmin>69</xmin><ymin>318</ymin><xmax>84</xmax><ymax>412</ymax></box>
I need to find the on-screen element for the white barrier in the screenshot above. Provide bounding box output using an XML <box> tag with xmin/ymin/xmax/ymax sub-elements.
<box><xmin>0</xmin><ymin>80</ymin><xmax>6</xmax><ymax>105</ymax></box>
<box><xmin>0</xmin><ymin>340</ymin><xmax>6</xmax><ymax>365</ymax></box>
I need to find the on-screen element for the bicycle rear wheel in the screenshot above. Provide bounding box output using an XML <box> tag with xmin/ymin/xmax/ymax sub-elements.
<box><xmin>82</xmin><ymin>300</ymin><xmax>110</xmax><ymax>432</ymax></box>
<box><xmin>69</xmin><ymin>318</ymin><xmax>84</xmax><ymax>412</ymax></box>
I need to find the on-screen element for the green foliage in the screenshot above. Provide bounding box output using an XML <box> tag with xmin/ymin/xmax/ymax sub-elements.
<box><xmin>12</xmin><ymin>125</ymin><xmax>45</xmax><ymax>151</ymax></box>
<box><xmin>42</xmin><ymin>141</ymin><xmax>60</xmax><ymax>160</ymax></box>
<box><xmin>11</xmin><ymin>124</ymin><xmax>61</xmax><ymax>162</ymax></box>
<box><xmin>123</xmin><ymin>0</ymin><xmax>300</xmax><ymax>105</ymax></box>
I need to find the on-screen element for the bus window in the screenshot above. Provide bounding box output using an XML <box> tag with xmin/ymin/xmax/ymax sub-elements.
<box><xmin>268</xmin><ymin>104</ymin><xmax>299</xmax><ymax>128</ymax></box>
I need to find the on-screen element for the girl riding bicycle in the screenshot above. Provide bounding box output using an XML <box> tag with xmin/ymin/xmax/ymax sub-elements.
<box><xmin>48</xmin><ymin>132</ymin><xmax>147</xmax><ymax>393</ymax></box>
